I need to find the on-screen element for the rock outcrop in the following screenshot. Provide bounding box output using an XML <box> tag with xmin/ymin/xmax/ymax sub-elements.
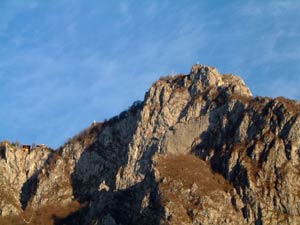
<box><xmin>0</xmin><ymin>143</ymin><xmax>52</xmax><ymax>216</ymax></box>
<box><xmin>1</xmin><ymin>64</ymin><xmax>300</xmax><ymax>225</ymax></box>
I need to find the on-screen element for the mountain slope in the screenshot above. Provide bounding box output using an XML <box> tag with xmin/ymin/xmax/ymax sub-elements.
<box><xmin>1</xmin><ymin>64</ymin><xmax>300</xmax><ymax>225</ymax></box>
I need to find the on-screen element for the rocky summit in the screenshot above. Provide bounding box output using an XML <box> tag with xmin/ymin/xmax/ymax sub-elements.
<box><xmin>1</xmin><ymin>64</ymin><xmax>300</xmax><ymax>225</ymax></box>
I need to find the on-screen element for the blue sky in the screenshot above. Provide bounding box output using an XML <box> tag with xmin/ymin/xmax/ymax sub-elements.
<box><xmin>1</xmin><ymin>0</ymin><xmax>300</xmax><ymax>148</ymax></box>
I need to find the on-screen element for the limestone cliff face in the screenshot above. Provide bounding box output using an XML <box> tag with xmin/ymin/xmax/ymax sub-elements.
<box><xmin>1</xmin><ymin>64</ymin><xmax>300</xmax><ymax>225</ymax></box>
<box><xmin>0</xmin><ymin>143</ymin><xmax>51</xmax><ymax>216</ymax></box>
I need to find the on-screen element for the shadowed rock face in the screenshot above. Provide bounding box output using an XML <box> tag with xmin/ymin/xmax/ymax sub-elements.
<box><xmin>1</xmin><ymin>64</ymin><xmax>300</xmax><ymax>225</ymax></box>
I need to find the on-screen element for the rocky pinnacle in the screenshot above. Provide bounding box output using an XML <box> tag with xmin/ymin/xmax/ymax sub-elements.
<box><xmin>1</xmin><ymin>64</ymin><xmax>300</xmax><ymax>225</ymax></box>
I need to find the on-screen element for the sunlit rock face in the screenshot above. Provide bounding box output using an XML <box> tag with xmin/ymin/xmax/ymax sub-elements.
<box><xmin>0</xmin><ymin>143</ymin><xmax>52</xmax><ymax>216</ymax></box>
<box><xmin>1</xmin><ymin>64</ymin><xmax>300</xmax><ymax>225</ymax></box>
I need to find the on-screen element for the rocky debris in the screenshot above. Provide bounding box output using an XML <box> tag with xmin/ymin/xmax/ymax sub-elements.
<box><xmin>1</xmin><ymin>64</ymin><xmax>300</xmax><ymax>225</ymax></box>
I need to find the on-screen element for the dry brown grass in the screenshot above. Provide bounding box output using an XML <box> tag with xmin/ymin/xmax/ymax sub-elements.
<box><xmin>173</xmin><ymin>87</ymin><xmax>187</xmax><ymax>94</ymax></box>
<box><xmin>245</xmin><ymin>98</ymin><xmax>270</xmax><ymax>115</ymax></box>
<box><xmin>222</xmin><ymin>74</ymin><xmax>234</xmax><ymax>80</ymax></box>
<box><xmin>231</xmin><ymin>94</ymin><xmax>253</xmax><ymax>104</ymax></box>
<box><xmin>0</xmin><ymin>201</ymin><xmax>82</xmax><ymax>225</ymax></box>
<box><xmin>156</xmin><ymin>154</ymin><xmax>234</xmax><ymax>224</ymax></box>
<box><xmin>156</xmin><ymin>154</ymin><xmax>233</xmax><ymax>196</ymax></box>
<box><xmin>60</xmin><ymin>122</ymin><xmax>104</xmax><ymax>151</ymax></box>
<box><xmin>275</xmin><ymin>97</ymin><xmax>300</xmax><ymax>114</ymax></box>
<box><xmin>159</xmin><ymin>75</ymin><xmax>173</xmax><ymax>81</ymax></box>
<box><xmin>159</xmin><ymin>74</ymin><xmax>185</xmax><ymax>81</ymax></box>
<box><xmin>193</xmin><ymin>87</ymin><xmax>213</xmax><ymax>101</ymax></box>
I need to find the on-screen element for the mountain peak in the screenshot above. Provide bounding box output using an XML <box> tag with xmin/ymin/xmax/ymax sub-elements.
<box><xmin>155</xmin><ymin>64</ymin><xmax>252</xmax><ymax>101</ymax></box>
<box><xmin>1</xmin><ymin>64</ymin><xmax>300</xmax><ymax>225</ymax></box>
